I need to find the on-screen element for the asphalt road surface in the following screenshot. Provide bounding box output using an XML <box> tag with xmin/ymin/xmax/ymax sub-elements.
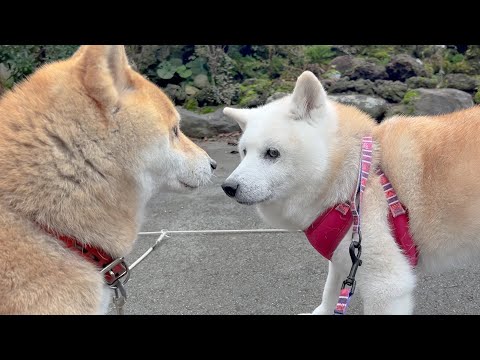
<box><xmin>108</xmin><ymin>140</ymin><xmax>480</xmax><ymax>315</ymax></box>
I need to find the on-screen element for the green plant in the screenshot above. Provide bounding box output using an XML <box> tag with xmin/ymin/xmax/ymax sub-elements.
<box><xmin>156</xmin><ymin>56</ymin><xmax>208</xmax><ymax>81</ymax></box>
<box><xmin>448</xmin><ymin>53</ymin><xmax>465</xmax><ymax>64</ymax></box>
<box><xmin>305</xmin><ymin>45</ymin><xmax>336</xmax><ymax>65</ymax></box>
<box><xmin>0</xmin><ymin>45</ymin><xmax>79</xmax><ymax>87</ymax></box>
<box><xmin>403</xmin><ymin>90</ymin><xmax>420</xmax><ymax>104</ymax></box>
<box><xmin>474</xmin><ymin>91</ymin><xmax>480</xmax><ymax>104</ymax></box>
<box><xmin>195</xmin><ymin>45</ymin><xmax>239</xmax><ymax>106</ymax></box>
<box><xmin>184</xmin><ymin>97</ymin><xmax>199</xmax><ymax>111</ymax></box>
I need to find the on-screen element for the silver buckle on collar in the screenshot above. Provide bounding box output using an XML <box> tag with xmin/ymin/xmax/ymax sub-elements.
<box><xmin>100</xmin><ymin>257</ymin><xmax>131</xmax><ymax>287</ymax></box>
<box><xmin>101</xmin><ymin>258</ymin><xmax>130</xmax><ymax>315</ymax></box>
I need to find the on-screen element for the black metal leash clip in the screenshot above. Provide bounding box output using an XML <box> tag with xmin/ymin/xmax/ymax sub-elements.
<box><xmin>341</xmin><ymin>234</ymin><xmax>363</xmax><ymax>295</ymax></box>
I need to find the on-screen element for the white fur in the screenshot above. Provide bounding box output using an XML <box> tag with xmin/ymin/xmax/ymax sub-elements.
<box><xmin>223</xmin><ymin>71</ymin><xmax>416</xmax><ymax>314</ymax></box>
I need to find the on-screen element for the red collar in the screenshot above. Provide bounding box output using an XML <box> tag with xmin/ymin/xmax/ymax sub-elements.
<box><xmin>304</xmin><ymin>172</ymin><xmax>418</xmax><ymax>267</ymax></box>
<box><xmin>39</xmin><ymin>225</ymin><xmax>129</xmax><ymax>286</ymax></box>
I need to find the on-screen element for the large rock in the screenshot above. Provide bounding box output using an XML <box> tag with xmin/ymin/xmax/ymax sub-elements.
<box><xmin>330</xmin><ymin>55</ymin><xmax>356</xmax><ymax>73</ymax></box>
<box><xmin>387</xmin><ymin>88</ymin><xmax>474</xmax><ymax>117</ymax></box>
<box><xmin>346</xmin><ymin>59</ymin><xmax>388</xmax><ymax>81</ymax></box>
<box><xmin>373</xmin><ymin>80</ymin><xmax>408</xmax><ymax>103</ymax></box>
<box><xmin>442</xmin><ymin>73</ymin><xmax>478</xmax><ymax>92</ymax></box>
<box><xmin>177</xmin><ymin>107</ymin><xmax>241</xmax><ymax>138</ymax></box>
<box><xmin>328</xmin><ymin>78</ymin><xmax>375</xmax><ymax>96</ymax></box>
<box><xmin>185</xmin><ymin>85</ymin><xmax>200</xmax><ymax>96</ymax></box>
<box><xmin>329</xmin><ymin>94</ymin><xmax>388</xmax><ymax>120</ymax></box>
<box><xmin>193</xmin><ymin>74</ymin><xmax>210</xmax><ymax>89</ymax></box>
<box><xmin>386</xmin><ymin>54</ymin><xmax>427</xmax><ymax>81</ymax></box>
<box><xmin>331</xmin><ymin>56</ymin><xmax>387</xmax><ymax>81</ymax></box>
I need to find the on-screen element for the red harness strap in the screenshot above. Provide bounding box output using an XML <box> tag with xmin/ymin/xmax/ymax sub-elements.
<box><xmin>39</xmin><ymin>225</ymin><xmax>129</xmax><ymax>286</ymax></box>
<box><xmin>377</xmin><ymin>169</ymin><xmax>418</xmax><ymax>267</ymax></box>
<box><xmin>304</xmin><ymin>168</ymin><xmax>418</xmax><ymax>266</ymax></box>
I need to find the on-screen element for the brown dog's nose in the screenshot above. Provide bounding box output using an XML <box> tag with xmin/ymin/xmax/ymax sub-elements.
<box><xmin>210</xmin><ymin>159</ymin><xmax>217</xmax><ymax>170</ymax></box>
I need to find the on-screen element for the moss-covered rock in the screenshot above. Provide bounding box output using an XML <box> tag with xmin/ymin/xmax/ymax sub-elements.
<box><xmin>328</xmin><ymin>78</ymin><xmax>375</xmax><ymax>96</ymax></box>
<box><xmin>406</xmin><ymin>76</ymin><xmax>438</xmax><ymax>89</ymax></box>
<box><xmin>386</xmin><ymin>54</ymin><xmax>427</xmax><ymax>82</ymax></box>
<box><xmin>441</xmin><ymin>73</ymin><xmax>478</xmax><ymax>92</ymax></box>
<box><xmin>401</xmin><ymin>88</ymin><xmax>473</xmax><ymax>116</ymax></box>
<box><xmin>195</xmin><ymin>86</ymin><xmax>220</xmax><ymax>106</ymax></box>
<box><xmin>373</xmin><ymin>80</ymin><xmax>408</xmax><ymax>103</ymax></box>
<box><xmin>163</xmin><ymin>84</ymin><xmax>186</xmax><ymax>104</ymax></box>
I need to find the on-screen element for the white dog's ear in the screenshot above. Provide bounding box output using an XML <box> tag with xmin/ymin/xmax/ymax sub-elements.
<box><xmin>291</xmin><ymin>71</ymin><xmax>327</xmax><ymax>119</ymax></box>
<box><xmin>223</xmin><ymin>107</ymin><xmax>250</xmax><ymax>131</ymax></box>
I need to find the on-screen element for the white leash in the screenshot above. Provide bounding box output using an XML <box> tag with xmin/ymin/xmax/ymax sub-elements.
<box><xmin>112</xmin><ymin>228</ymin><xmax>301</xmax><ymax>314</ymax></box>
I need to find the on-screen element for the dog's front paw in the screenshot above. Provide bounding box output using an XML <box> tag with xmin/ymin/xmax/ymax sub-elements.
<box><xmin>311</xmin><ymin>305</ymin><xmax>333</xmax><ymax>315</ymax></box>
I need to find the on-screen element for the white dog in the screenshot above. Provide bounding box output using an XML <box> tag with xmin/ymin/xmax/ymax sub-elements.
<box><xmin>222</xmin><ymin>70</ymin><xmax>480</xmax><ymax>315</ymax></box>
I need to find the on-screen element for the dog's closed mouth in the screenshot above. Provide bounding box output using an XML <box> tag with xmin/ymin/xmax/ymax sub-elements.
<box><xmin>237</xmin><ymin>194</ymin><xmax>273</xmax><ymax>205</ymax></box>
<box><xmin>179</xmin><ymin>181</ymin><xmax>198</xmax><ymax>189</ymax></box>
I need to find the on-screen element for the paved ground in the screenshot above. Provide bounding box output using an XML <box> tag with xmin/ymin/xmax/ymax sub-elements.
<box><xmin>109</xmin><ymin>140</ymin><xmax>480</xmax><ymax>315</ymax></box>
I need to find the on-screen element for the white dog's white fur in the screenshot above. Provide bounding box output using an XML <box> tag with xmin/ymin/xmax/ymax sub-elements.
<box><xmin>223</xmin><ymin>70</ymin><xmax>480</xmax><ymax>315</ymax></box>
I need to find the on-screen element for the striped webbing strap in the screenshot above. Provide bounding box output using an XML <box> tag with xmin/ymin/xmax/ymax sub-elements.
<box><xmin>334</xmin><ymin>136</ymin><xmax>373</xmax><ymax>315</ymax></box>
<box><xmin>351</xmin><ymin>136</ymin><xmax>373</xmax><ymax>237</ymax></box>
<box><xmin>376</xmin><ymin>168</ymin><xmax>406</xmax><ymax>217</ymax></box>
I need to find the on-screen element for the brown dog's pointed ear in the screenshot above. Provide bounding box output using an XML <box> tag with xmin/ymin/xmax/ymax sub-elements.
<box><xmin>75</xmin><ymin>45</ymin><xmax>133</xmax><ymax>111</ymax></box>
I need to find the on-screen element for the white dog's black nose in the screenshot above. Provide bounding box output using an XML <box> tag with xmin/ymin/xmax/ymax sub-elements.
<box><xmin>210</xmin><ymin>159</ymin><xmax>217</xmax><ymax>170</ymax></box>
<box><xmin>222</xmin><ymin>182</ymin><xmax>238</xmax><ymax>198</ymax></box>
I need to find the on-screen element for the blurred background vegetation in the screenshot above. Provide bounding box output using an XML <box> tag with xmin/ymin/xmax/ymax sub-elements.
<box><xmin>1</xmin><ymin>45</ymin><xmax>479</xmax><ymax>119</ymax></box>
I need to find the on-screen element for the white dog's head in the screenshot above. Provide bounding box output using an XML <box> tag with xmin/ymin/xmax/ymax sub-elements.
<box><xmin>222</xmin><ymin>71</ymin><xmax>338</xmax><ymax>206</ymax></box>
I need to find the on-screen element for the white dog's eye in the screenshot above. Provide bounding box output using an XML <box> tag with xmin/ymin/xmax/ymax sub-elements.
<box><xmin>243</xmin><ymin>149</ymin><xmax>247</xmax><ymax>156</ymax></box>
<box><xmin>266</xmin><ymin>148</ymin><xmax>280</xmax><ymax>159</ymax></box>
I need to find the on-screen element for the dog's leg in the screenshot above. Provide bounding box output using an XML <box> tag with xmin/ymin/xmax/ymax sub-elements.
<box><xmin>359</xmin><ymin>267</ymin><xmax>416</xmax><ymax>315</ymax></box>
<box><xmin>363</xmin><ymin>291</ymin><xmax>414</xmax><ymax>315</ymax></box>
<box><xmin>301</xmin><ymin>261</ymin><xmax>345</xmax><ymax>315</ymax></box>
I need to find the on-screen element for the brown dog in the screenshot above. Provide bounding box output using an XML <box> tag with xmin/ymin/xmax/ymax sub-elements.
<box><xmin>0</xmin><ymin>45</ymin><xmax>216</xmax><ymax>314</ymax></box>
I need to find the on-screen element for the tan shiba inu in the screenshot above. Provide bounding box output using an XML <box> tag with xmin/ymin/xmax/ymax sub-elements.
<box><xmin>0</xmin><ymin>45</ymin><xmax>216</xmax><ymax>314</ymax></box>
<box><xmin>222</xmin><ymin>70</ymin><xmax>480</xmax><ymax>314</ymax></box>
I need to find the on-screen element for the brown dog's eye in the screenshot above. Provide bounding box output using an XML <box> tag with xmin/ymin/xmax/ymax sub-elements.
<box><xmin>173</xmin><ymin>126</ymin><xmax>179</xmax><ymax>137</ymax></box>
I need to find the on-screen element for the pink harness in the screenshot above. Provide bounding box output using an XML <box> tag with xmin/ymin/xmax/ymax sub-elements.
<box><xmin>303</xmin><ymin>136</ymin><xmax>418</xmax><ymax>314</ymax></box>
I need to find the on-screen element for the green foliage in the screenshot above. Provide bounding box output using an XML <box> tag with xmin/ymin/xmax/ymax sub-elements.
<box><xmin>156</xmin><ymin>56</ymin><xmax>208</xmax><ymax>81</ymax></box>
<box><xmin>234</xmin><ymin>55</ymin><xmax>267</xmax><ymax>79</ymax></box>
<box><xmin>0</xmin><ymin>45</ymin><xmax>78</xmax><ymax>86</ymax></box>
<box><xmin>446</xmin><ymin>51</ymin><xmax>464</xmax><ymax>64</ymax></box>
<box><xmin>357</xmin><ymin>45</ymin><xmax>396</xmax><ymax>65</ymax></box>
<box><xmin>305</xmin><ymin>45</ymin><xmax>336</xmax><ymax>64</ymax></box>
<box><xmin>402</xmin><ymin>90</ymin><xmax>420</xmax><ymax>104</ymax></box>
<box><xmin>474</xmin><ymin>91</ymin><xmax>480</xmax><ymax>104</ymax></box>
<box><xmin>184</xmin><ymin>97</ymin><xmax>199</xmax><ymax>111</ymax></box>
<box><xmin>3</xmin><ymin>45</ymin><xmax>480</xmax><ymax>111</ymax></box>
<box><xmin>198</xmin><ymin>106</ymin><xmax>217</xmax><ymax>114</ymax></box>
